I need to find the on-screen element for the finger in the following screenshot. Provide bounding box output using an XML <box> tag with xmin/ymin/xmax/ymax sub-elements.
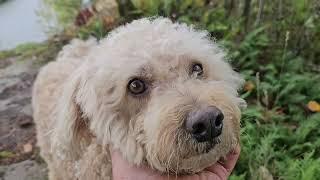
<box><xmin>221</xmin><ymin>144</ymin><xmax>241</xmax><ymax>173</ymax></box>
<box><xmin>173</xmin><ymin>171</ymin><xmax>223</xmax><ymax>180</ymax></box>
<box><xmin>110</xmin><ymin>149</ymin><xmax>166</xmax><ymax>180</ymax></box>
<box><xmin>205</xmin><ymin>144</ymin><xmax>241</xmax><ymax>179</ymax></box>
<box><xmin>205</xmin><ymin>163</ymin><xmax>228</xmax><ymax>180</ymax></box>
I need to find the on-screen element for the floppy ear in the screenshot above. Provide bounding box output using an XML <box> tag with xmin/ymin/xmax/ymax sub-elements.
<box><xmin>51</xmin><ymin>69</ymin><xmax>92</xmax><ymax>160</ymax></box>
<box><xmin>205</xmin><ymin>50</ymin><xmax>247</xmax><ymax>109</ymax></box>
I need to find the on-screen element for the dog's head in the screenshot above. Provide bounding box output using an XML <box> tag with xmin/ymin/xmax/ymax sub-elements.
<box><xmin>52</xmin><ymin>18</ymin><xmax>246</xmax><ymax>174</ymax></box>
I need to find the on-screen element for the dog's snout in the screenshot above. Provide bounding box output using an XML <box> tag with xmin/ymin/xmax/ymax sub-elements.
<box><xmin>185</xmin><ymin>106</ymin><xmax>224</xmax><ymax>142</ymax></box>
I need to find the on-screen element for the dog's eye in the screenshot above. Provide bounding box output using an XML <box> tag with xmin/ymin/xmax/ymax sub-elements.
<box><xmin>191</xmin><ymin>63</ymin><xmax>203</xmax><ymax>78</ymax></box>
<box><xmin>128</xmin><ymin>79</ymin><xmax>146</xmax><ymax>95</ymax></box>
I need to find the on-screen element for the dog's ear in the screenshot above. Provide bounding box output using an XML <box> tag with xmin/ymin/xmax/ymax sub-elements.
<box><xmin>51</xmin><ymin>68</ymin><xmax>92</xmax><ymax>160</ymax></box>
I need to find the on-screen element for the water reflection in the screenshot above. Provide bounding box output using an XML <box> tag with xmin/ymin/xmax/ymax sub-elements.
<box><xmin>0</xmin><ymin>0</ymin><xmax>47</xmax><ymax>50</ymax></box>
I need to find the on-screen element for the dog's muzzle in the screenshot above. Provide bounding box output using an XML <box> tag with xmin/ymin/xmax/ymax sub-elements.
<box><xmin>185</xmin><ymin>106</ymin><xmax>224</xmax><ymax>143</ymax></box>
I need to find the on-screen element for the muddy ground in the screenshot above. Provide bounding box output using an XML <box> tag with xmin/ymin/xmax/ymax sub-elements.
<box><xmin>0</xmin><ymin>56</ymin><xmax>47</xmax><ymax>180</ymax></box>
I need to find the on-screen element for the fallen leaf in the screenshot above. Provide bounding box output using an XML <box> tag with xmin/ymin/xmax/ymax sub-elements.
<box><xmin>23</xmin><ymin>143</ymin><xmax>33</xmax><ymax>153</ymax></box>
<box><xmin>103</xmin><ymin>16</ymin><xmax>115</xmax><ymax>26</ymax></box>
<box><xmin>307</xmin><ymin>101</ymin><xmax>320</xmax><ymax>112</ymax></box>
<box><xmin>275</xmin><ymin>107</ymin><xmax>285</xmax><ymax>114</ymax></box>
<box><xmin>244</xmin><ymin>81</ymin><xmax>255</xmax><ymax>91</ymax></box>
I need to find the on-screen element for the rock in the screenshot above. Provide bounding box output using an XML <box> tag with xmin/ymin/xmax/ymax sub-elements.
<box><xmin>0</xmin><ymin>56</ymin><xmax>42</xmax><ymax>165</ymax></box>
<box><xmin>0</xmin><ymin>40</ymin><xmax>63</xmax><ymax>176</ymax></box>
<box><xmin>0</xmin><ymin>160</ymin><xmax>47</xmax><ymax>180</ymax></box>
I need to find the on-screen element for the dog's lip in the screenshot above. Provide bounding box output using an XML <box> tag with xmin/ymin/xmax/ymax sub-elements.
<box><xmin>190</xmin><ymin>136</ymin><xmax>222</xmax><ymax>155</ymax></box>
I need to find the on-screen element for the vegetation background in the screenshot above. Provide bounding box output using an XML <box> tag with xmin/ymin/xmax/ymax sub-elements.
<box><xmin>0</xmin><ymin>0</ymin><xmax>319</xmax><ymax>179</ymax></box>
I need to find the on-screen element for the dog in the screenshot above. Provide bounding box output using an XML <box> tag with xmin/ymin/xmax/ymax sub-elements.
<box><xmin>32</xmin><ymin>17</ymin><xmax>246</xmax><ymax>180</ymax></box>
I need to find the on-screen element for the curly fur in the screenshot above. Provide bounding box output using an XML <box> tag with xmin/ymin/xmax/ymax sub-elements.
<box><xmin>32</xmin><ymin>17</ymin><xmax>246</xmax><ymax>180</ymax></box>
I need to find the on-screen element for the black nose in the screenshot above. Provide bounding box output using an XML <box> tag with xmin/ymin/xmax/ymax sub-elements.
<box><xmin>185</xmin><ymin>106</ymin><xmax>224</xmax><ymax>142</ymax></box>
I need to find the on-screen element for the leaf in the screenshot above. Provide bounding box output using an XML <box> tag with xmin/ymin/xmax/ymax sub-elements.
<box><xmin>194</xmin><ymin>0</ymin><xmax>205</xmax><ymax>7</ymax></box>
<box><xmin>131</xmin><ymin>0</ymin><xmax>160</xmax><ymax>14</ymax></box>
<box><xmin>163</xmin><ymin>0</ymin><xmax>174</xmax><ymax>16</ymax></box>
<box><xmin>244</xmin><ymin>26</ymin><xmax>266</xmax><ymax>42</ymax></box>
<box><xmin>179</xmin><ymin>0</ymin><xmax>193</xmax><ymax>12</ymax></box>
<box><xmin>307</xmin><ymin>101</ymin><xmax>320</xmax><ymax>112</ymax></box>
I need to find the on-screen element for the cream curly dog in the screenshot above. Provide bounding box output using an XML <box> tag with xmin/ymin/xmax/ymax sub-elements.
<box><xmin>32</xmin><ymin>18</ymin><xmax>246</xmax><ymax>180</ymax></box>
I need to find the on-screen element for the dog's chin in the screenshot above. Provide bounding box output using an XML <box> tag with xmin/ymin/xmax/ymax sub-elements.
<box><xmin>165</xmin><ymin>141</ymin><xmax>221</xmax><ymax>175</ymax></box>
<box><xmin>162</xmin><ymin>139</ymin><xmax>236</xmax><ymax>175</ymax></box>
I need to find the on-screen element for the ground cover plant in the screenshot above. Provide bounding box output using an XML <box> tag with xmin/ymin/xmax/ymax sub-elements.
<box><xmin>1</xmin><ymin>0</ymin><xmax>319</xmax><ymax>179</ymax></box>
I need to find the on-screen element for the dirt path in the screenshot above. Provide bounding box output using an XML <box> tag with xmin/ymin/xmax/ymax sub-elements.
<box><xmin>0</xmin><ymin>56</ymin><xmax>47</xmax><ymax>180</ymax></box>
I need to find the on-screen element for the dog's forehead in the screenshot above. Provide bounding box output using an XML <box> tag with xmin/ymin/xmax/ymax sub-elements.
<box><xmin>92</xmin><ymin>18</ymin><xmax>236</xmax><ymax>85</ymax></box>
<box><xmin>98</xmin><ymin>18</ymin><xmax>218</xmax><ymax>65</ymax></box>
<box><xmin>123</xmin><ymin>54</ymin><xmax>191</xmax><ymax>80</ymax></box>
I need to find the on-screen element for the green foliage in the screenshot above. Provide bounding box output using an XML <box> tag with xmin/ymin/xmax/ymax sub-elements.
<box><xmin>75</xmin><ymin>17</ymin><xmax>108</xmax><ymax>39</ymax></box>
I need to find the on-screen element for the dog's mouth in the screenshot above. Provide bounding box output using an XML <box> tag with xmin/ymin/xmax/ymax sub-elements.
<box><xmin>160</xmin><ymin>137</ymin><xmax>223</xmax><ymax>175</ymax></box>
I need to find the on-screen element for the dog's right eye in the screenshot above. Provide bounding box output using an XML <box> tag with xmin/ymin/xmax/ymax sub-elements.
<box><xmin>128</xmin><ymin>79</ymin><xmax>146</xmax><ymax>95</ymax></box>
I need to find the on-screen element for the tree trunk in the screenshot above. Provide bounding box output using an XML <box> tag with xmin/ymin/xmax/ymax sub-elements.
<box><xmin>224</xmin><ymin>0</ymin><xmax>239</xmax><ymax>18</ymax></box>
<box><xmin>255</xmin><ymin>0</ymin><xmax>265</xmax><ymax>26</ymax></box>
<box><xmin>243</xmin><ymin>0</ymin><xmax>252</xmax><ymax>32</ymax></box>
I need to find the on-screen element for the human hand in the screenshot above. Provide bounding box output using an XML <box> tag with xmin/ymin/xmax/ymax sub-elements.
<box><xmin>110</xmin><ymin>144</ymin><xmax>240</xmax><ymax>180</ymax></box>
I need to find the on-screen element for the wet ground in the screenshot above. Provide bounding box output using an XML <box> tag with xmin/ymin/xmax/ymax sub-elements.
<box><xmin>0</xmin><ymin>56</ymin><xmax>47</xmax><ymax>180</ymax></box>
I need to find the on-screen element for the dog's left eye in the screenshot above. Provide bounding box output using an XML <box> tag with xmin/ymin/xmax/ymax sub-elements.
<box><xmin>191</xmin><ymin>63</ymin><xmax>203</xmax><ymax>78</ymax></box>
<box><xmin>128</xmin><ymin>79</ymin><xmax>147</xmax><ymax>95</ymax></box>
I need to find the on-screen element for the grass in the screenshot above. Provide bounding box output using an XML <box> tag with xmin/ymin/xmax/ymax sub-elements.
<box><xmin>0</xmin><ymin>34</ymin><xmax>68</xmax><ymax>64</ymax></box>
<box><xmin>0</xmin><ymin>151</ymin><xmax>14</xmax><ymax>159</ymax></box>
<box><xmin>1</xmin><ymin>0</ymin><xmax>319</xmax><ymax>179</ymax></box>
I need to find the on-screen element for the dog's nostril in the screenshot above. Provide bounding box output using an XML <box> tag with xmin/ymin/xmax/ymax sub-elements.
<box><xmin>214</xmin><ymin>113</ymin><xmax>224</xmax><ymax>127</ymax></box>
<box><xmin>215</xmin><ymin>118</ymin><xmax>222</xmax><ymax>127</ymax></box>
<box><xmin>192</xmin><ymin>122</ymin><xmax>207</xmax><ymax>135</ymax></box>
<box><xmin>211</xmin><ymin>108</ymin><xmax>224</xmax><ymax>138</ymax></box>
